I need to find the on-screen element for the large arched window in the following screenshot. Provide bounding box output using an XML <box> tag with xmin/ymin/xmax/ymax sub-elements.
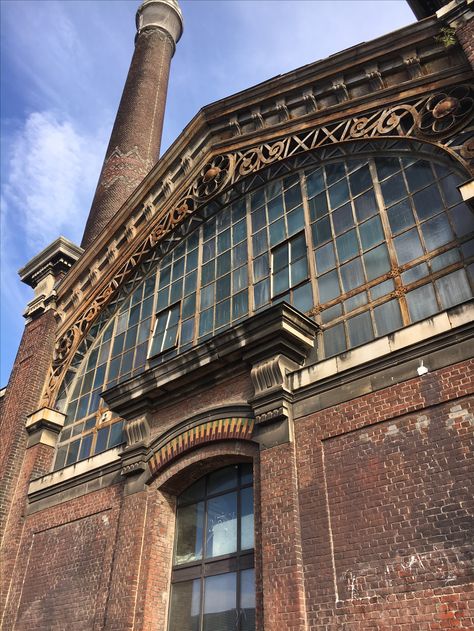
<box><xmin>53</xmin><ymin>151</ymin><xmax>473</xmax><ymax>469</ymax></box>
<box><xmin>168</xmin><ymin>464</ymin><xmax>255</xmax><ymax>631</ymax></box>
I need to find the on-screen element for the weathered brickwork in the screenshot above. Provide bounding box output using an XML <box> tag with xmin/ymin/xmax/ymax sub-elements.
<box><xmin>81</xmin><ymin>28</ymin><xmax>174</xmax><ymax>248</ymax></box>
<box><xmin>296</xmin><ymin>359</ymin><xmax>474</xmax><ymax>630</ymax></box>
<box><xmin>1</xmin><ymin>485</ymin><xmax>122</xmax><ymax>631</ymax></box>
<box><xmin>456</xmin><ymin>18</ymin><xmax>474</xmax><ymax>69</ymax></box>
<box><xmin>0</xmin><ymin>311</ymin><xmax>56</xmax><ymax>542</ymax></box>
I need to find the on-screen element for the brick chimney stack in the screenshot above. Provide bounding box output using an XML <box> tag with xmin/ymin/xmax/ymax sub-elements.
<box><xmin>81</xmin><ymin>0</ymin><xmax>183</xmax><ymax>249</ymax></box>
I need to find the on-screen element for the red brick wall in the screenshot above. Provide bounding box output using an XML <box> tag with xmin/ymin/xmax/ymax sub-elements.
<box><xmin>296</xmin><ymin>359</ymin><xmax>474</xmax><ymax>630</ymax></box>
<box><xmin>2</xmin><ymin>485</ymin><xmax>122</xmax><ymax>631</ymax></box>
<box><xmin>456</xmin><ymin>18</ymin><xmax>474</xmax><ymax>69</ymax></box>
<box><xmin>0</xmin><ymin>311</ymin><xmax>56</xmax><ymax>541</ymax></box>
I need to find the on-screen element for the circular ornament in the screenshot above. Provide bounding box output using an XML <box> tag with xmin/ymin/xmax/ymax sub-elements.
<box><xmin>193</xmin><ymin>154</ymin><xmax>234</xmax><ymax>200</ymax></box>
<box><xmin>416</xmin><ymin>85</ymin><xmax>474</xmax><ymax>140</ymax></box>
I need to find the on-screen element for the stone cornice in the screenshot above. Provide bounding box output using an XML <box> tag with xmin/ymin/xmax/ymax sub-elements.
<box><xmin>101</xmin><ymin>303</ymin><xmax>318</xmax><ymax>419</ymax></box>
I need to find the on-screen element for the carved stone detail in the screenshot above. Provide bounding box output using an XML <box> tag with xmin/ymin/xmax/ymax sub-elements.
<box><xmin>332</xmin><ymin>80</ymin><xmax>349</xmax><ymax>102</ymax></box>
<box><xmin>403</xmin><ymin>55</ymin><xmax>424</xmax><ymax>79</ymax></box>
<box><xmin>252</xmin><ymin>111</ymin><xmax>265</xmax><ymax>130</ymax></box>
<box><xmin>303</xmin><ymin>90</ymin><xmax>318</xmax><ymax>114</ymax></box>
<box><xmin>124</xmin><ymin>416</ymin><xmax>150</xmax><ymax>446</ymax></box>
<box><xmin>277</xmin><ymin>101</ymin><xmax>290</xmax><ymax>123</ymax></box>
<box><xmin>228</xmin><ymin>117</ymin><xmax>242</xmax><ymax>136</ymax></box>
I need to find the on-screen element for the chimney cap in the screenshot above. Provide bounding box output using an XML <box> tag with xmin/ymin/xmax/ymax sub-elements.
<box><xmin>136</xmin><ymin>0</ymin><xmax>183</xmax><ymax>45</ymax></box>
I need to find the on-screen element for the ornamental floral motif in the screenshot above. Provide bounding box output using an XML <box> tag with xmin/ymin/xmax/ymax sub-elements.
<box><xmin>193</xmin><ymin>154</ymin><xmax>234</xmax><ymax>200</ymax></box>
<box><xmin>416</xmin><ymin>85</ymin><xmax>474</xmax><ymax>139</ymax></box>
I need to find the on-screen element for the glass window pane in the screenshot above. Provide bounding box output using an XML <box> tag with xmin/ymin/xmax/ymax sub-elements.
<box><xmin>363</xmin><ymin>244</ymin><xmax>391</xmax><ymax>281</ymax></box>
<box><xmin>308</xmin><ymin>192</ymin><xmax>328</xmax><ymax>221</ymax></box>
<box><xmin>435</xmin><ymin>269</ymin><xmax>472</xmax><ymax>309</ymax></box>
<box><xmin>216</xmin><ymin>275</ymin><xmax>231</xmax><ymax>301</ymax></box>
<box><xmin>252</xmin><ymin>229</ymin><xmax>267</xmax><ymax>257</ymax></box>
<box><xmin>387</xmin><ymin>199</ymin><xmax>415</xmax><ymax>235</ymax></box>
<box><xmin>233</xmin><ymin>219</ymin><xmax>247</xmax><ymax>244</ymax></box>
<box><xmin>253</xmin><ymin>253</ymin><xmax>269</xmax><ymax>281</ymax></box>
<box><xmin>340</xmin><ymin>258</ymin><xmax>364</xmax><ymax>292</ymax></box>
<box><xmin>269</xmin><ymin>218</ymin><xmax>286</xmax><ymax>247</ymax></box>
<box><xmin>344</xmin><ymin>291</ymin><xmax>367</xmax><ymax>313</ymax></box>
<box><xmin>370</xmin><ymin>279</ymin><xmax>394</xmax><ymax>300</ymax></box>
<box><xmin>215</xmin><ymin>300</ymin><xmax>230</xmax><ymax>328</ymax></box>
<box><xmin>241</xmin><ymin>487</ymin><xmax>254</xmax><ymax>551</ymax></box>
<box><xmin>203</xmin><ymin>573</ymin><xmax>237</xmax><ymax>631</ymax></box>
<box><xmin>251</xmin><ymin>207</ymin><xmax>266</xmax><ymax>232</ymax></box>
<box><xmin>233</xmin><ymin>290</ymin><xmax>248</xmax><ymax>320</ymax></box>
<box><xmin>273</xmin><ymin>268</ymin><xmax>289</xmax><ymax>295</ymax></box>
<box><xmin>349</xmin><ymin>164</ymin><xmax>372</xmax><ymax>196</ymax></box>
<box><xmin>318</xmin><ymin>270</ymin><xmax>340</xmax><ymax>303</ymax></box>
<box><xmin>413</xmin><ymin>184</ymin><xmax>444</xmax><ymax>220</ymax></box>
<box><xmin>359</xmin><ymin>216</ymin><xmax>384</xmax><ymax>251</ymax></box>
<box><xmin>202</xmin><ymin>261</ymin><xmax>215</xmax><ymax>285</ymax></box>
<box><xmin>233</xmin><ymin>241</ymin><xmax>248</xmax><ymax>267</ymax></box>
<box><xmin>306</xmin><ymin>168</ymin><xmax>324</xmax><ymax>197</ymax></box>
<box><xmin>78</xmin><ymin>434</ymin><xmax>93</xmax><ymax>461</ymax></box>
<box><xmin>181</xmin><ymin>318</ymin><xmax>195</xmax><ymax>345</ymax></box>
<box><xmin>376</xmin><ymin>157</ymin><xmax>400</xmax><ymax>181</ymax></box>
<box><xmin>66</xmin><ymin>439</ymin><xmax>80</xmax><ymax>466</ymax></box>
<box><xmin>325</xmin><ymin>162</ymin><xmax>345</xmax><ymax>186</ymax></box>
<box><xmin>287</xmin><ymin>206</ymin><xmax>305</xmax><ymax>236</ymax></box>
<box><xmin>273</xmin><ymin>243</ymin><xmax>288</xmax><ymax>272</ymax></box>
<box><xmin>354</xmin><ymin>189</ymin><xmax>378</xmax><ymax>222</ymax></box>
<box><xmin>328</xmin><ymin>179</ymin><xmax>350</xmax><ymax>209</ymax></box>
<box><xmin>218</xmin><ymin>229</ymin><xmax>231</xmax><ymax>254</ymax></box>
<box><xmin>175</xmin><ymin>502</ymin><xmax>204</xmax><ymax>564</ymax></box>
<box><xmin>311</xmin><ymin>217</ymin><xmax>331</xmax><ymax>247</ymax></box>
<box><xmin>449</xmin><ymin>204</ymin><xmax>474</xmax><ymax>238</ymax></box>
<box><xmin>336</xmin><ymin>229</ymin><xmax>358</xmax><ymax>263</ymax></box>
<box><xmin>440</xmin><ymin>175</ymin><xmax>463</xmax><ymax>206</ymax></box>
<box><xmin>217</xmin><ymin>251</ymin><xmax>231</xmax><ymax>276</ymax></box>
<box><xmin>315</xmin><ymin>242</ymin><xmax>336</xmax><ymax>274</ymax></box>
<box><xmin>381</xmin><ymin>175</ymin><xmax>406</xmax><ymax>206</ymax></box>
<box><xmin>206</xmin><ymin>492</ymin><xmax>237</xmax><ymax>558</ymax></box>
<box><xmin>233</xmin><ymin>266</ymin><xmax>248</xmax><ymax>293</ymax></box>
<box><xmin>95</xmin><ymin>426</ymin><xmax>110</xmax><ymax>455</ymax></box>
<box><xmin>406</xmin><ymin>284</ymin><xmax>438</xmax><ymax>322</ymax></box>
<box><xmin>421</xmin><ymin>214</ymin><xmax>454</xmax><ymax>251</ymax></box>
<box><xmin>405</xmin><ymin>160</ymin><xmax>435</xmax><ymax>192</ymax></box>
<box><xmin>293</xmin><ymin>282</ymin><xmax>313</xmax><ymax>313</ymax></box>
<box><xmin>169</xmin><ymin>580</ymin><xmax>201</xmax><ymax>631</ymax></box>
<box><xmin>179</xmin><ymin>478</ymin><xmax>206</xmax><ymax>506</ymax></box>
<box><xmin>240</xmin><ymin>569</ymin><xmax>256</xmax><ymax>631</ymax></box>
<box><xmin>285</xmin><ymin>183</ymin><xmax>302</xmax><ymax>210</ymax></box>
<box><xmin>373</xmin><ymin>299</ymin><xmax>402</xmax><ymax>337</ymax></box>
<box><xmin>254</xmin><ymin>279</ymin><xmax>269</xmax><ymax>308</ymax></box>
<box><xmin>203</xmin><ymin>239</ymin><xmax>216</xmax><ymax>263</ymax></box>
<box><xmin>401</xmin><ymin>263</ymin><xmax>429</xmax><ymax>284</ymax></box>
<box><xmin>183</xmin><ymin>293</ymin><xmax>196</xmax><ymax>319</ymax></box>
<box><xmin>290</xmin><ymin>257</ymin><xmax>308</xmax><ymax>286</ymax></box>
<box><xmin>324</xmin><ymin>323</ymin><xmax>346</xmax><ymax>357</ymax></box>
<box><xmin>332</xmin><ymin>203</ymin><xmax>354</xmax><ymax>235</ymax></box>
<box><xmin>394</xmin><ymin>229</ymin><xmax>424</xmax><ymax>265</ymax></box>
<box><xmin>347</xmin><ymin>311</ymin><xmax>373</xmax><ymax>347</ymax></box>
<box><xmin>321</xmin><ymin>303</ymin><xmax>342</xmax><ymax>324</ymax></box>
<box><xmin>430</xmin><ymin>249</ymin><xmax>460</xmax><ymax>272</ymax></box>
<box><xmin>290</xmin><ymin>234</ymin><xmax>306</xmax><ymax>262</ymax></box>
<box><xmin>199</xmin><ymin>308</ymin><xmax>213</xmax><ymax>336</ymax></box>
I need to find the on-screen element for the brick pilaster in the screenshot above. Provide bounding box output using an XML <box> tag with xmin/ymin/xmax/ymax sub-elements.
<box><xmin>259</xmin><ymin>441</ymin><xmax>308</xmax><ymax>630</ymax></box>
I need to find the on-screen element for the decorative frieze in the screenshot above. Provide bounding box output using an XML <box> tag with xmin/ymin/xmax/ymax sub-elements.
<box><xmin>41</xmin><ymin>85</ymin><xmax>473</xmax><ymax>407</ymax></box>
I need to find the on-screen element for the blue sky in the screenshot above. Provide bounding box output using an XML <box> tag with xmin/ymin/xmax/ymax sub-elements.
<box><xmin>0</xmin><ymin>0</ymin><xmax>415</xmax><ymax>386</ymax></box>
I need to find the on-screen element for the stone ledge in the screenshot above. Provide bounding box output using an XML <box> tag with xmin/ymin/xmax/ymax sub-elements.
<box><xmin>292</xmin><ymin>301</ymin><xmax>474</xmax><ymax>418</ymax></box>
<box><xmin>26</xmin><ymin>407</ymin><xmax>66</xmax><ymax>448</ymax></box>
<box><xmin>27</xmin><ymin>448</ymin><xmax>122</xmax><ymax>512</ymax></box>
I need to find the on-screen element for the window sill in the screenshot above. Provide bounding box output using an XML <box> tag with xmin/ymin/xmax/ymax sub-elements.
<box><xmin>27</xmin><ymin>447</ymin><xmax>122</xmax><ymax>513</ymax></box>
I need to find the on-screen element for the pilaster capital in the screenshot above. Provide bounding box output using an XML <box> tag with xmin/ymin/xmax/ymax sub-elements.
<box><xmin>25</xmin><ymin>407</ymin><xmax>66</xmax><ymax>448</ymax></box>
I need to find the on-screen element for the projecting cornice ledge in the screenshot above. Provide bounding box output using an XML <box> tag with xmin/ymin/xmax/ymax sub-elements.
<box><xmin>102</xmin><ymin>302</ymin><xmax>318</xmax><ymax>421</ymax></box>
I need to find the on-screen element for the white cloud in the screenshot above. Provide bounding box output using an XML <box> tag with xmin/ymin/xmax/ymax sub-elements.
<box><xmin>3</xmin><ymin>111</ymin><xmax>106</xmax><ymax>250</ymax></box>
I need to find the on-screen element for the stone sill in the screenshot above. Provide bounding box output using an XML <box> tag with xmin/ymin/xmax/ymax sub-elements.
<box><xmin>291</xmin><ymin>301</ymin><xmax>474</xmax><ymax>419</ymax></box>
<box><xmin>28</xmin><ymin>448</ymin><xmax>122</xmax><ymax>507</ymax></box>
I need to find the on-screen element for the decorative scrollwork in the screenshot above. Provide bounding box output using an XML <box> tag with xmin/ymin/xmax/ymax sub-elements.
<box><xmin>239</xmin><ymin>141</ymin><xmax>286</xmax><ymax>176</ymax></box>
<box><xmin>193</xmin><ymin>154</ymin><xmax>234</xmax><ymax>200</ymax></box>
<box><xmin>43</xmin><ymin>88</ymin><xmax>471</xmax><ymax>407</ymax></box>
<box><xmin>415</xmin><ymin>85</ymin><xmax>474</xmax><ymax>140</ymax></box>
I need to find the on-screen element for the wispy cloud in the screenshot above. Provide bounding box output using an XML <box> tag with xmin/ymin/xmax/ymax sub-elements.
<box><xmin>3</xmin><ymin>111</ymin><xmax>106</xmax><ymax>250</ymax></box>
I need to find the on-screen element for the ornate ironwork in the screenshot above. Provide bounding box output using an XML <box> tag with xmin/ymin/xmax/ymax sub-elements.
<box><xmin>416</xmin><ymin>85</ymin><xmax>474</xmax><ymax>140</ymax></box>
<box><xmin>41</xmin><ymin>87</ymin><xmax>473</xmax><ymax>407</ymax></box>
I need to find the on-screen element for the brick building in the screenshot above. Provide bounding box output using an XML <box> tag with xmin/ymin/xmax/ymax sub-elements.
<box><xmin>1</xmin><ymin>0</ymin><xmax>473</xmax><ymax>629</ymax></box>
